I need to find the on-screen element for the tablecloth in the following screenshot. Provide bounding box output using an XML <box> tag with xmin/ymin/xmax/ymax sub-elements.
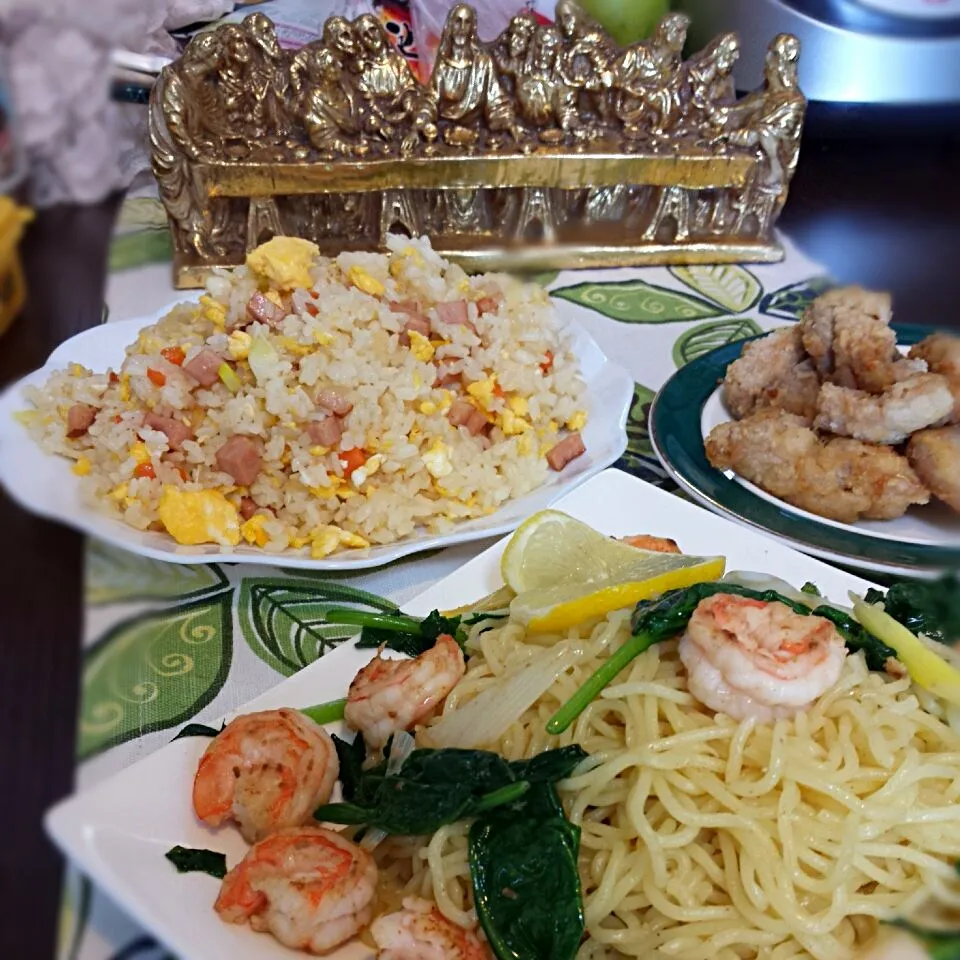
<box><xmin>57</xmin><ymin>181</ymin><xmax>828</xmax><ymax>959</ymax></box>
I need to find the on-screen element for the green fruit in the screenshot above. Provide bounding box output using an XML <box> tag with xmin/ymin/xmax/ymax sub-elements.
<box><xmin>577</xmin><ymin>0</ymin><xmax>670</xmax><ymax>45</ymax></box>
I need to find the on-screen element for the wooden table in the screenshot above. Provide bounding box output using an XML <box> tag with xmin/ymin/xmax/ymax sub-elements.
<box><xmin>2</xmin><ymin>136</ymin><xmax>959</xmax><ymax>958</ymax></box>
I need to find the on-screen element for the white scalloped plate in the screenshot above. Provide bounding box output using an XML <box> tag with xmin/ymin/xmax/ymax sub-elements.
<box><xmin>0</xmin><ymin>299</ymin><xmax>631</xmax><ymax>570</ymax></box>
<box><xmin>44</xmin><ymin>469</ymin><xmax>877</xmax><ymax>960</ymax></box>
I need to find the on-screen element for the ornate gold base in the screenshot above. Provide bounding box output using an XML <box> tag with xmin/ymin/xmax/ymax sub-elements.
<box><xmin>173</xmin><ymin>238</ymin><xmax>783</xmax><ymax>288</ymax></box>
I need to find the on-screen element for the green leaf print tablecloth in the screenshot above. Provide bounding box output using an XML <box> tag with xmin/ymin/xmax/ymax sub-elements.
<box><xmin>59</xmin><ymin>186</ymin><xmax>829</xmax><ymax>960</ymax></box>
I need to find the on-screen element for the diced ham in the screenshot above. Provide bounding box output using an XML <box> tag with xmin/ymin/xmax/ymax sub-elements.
<box><xmin>215</xmin><ymin>435</ymin><xmax>262</xmax><ymax>486</ymax></box>
<box><xmin>447</xmin><ymin>400</ymin><xmax>475</xmax><ymax>428</ymax></box>
<box><xmin>434</xmin><ymin>365</ymin><xmax>462</xmax><ymax>388</ymax></box>
<box><xmin>239</xmin><ymin>497</ymin><xmax>274</xmax><ymax>520</ymax></box>
<box><xmin>307</xmin><ymin>416</ymin><xmax>342</xmax><ymax>447</ymax></box>
<box><xmin>183</xmin><ymin>348</ymin><xmax>225</xmax><ymax>387</ymax></box>
<box><xmin>476</xmin><ymin>292</ymin><xmax>503</xmax><ymax>315</ymax></box>
<box><xmin>436</xmin><ymin>301</ymin><xmax>470</xmax><ymax>326</ymax></box>
<box><xmin>315</xmin><ymin>389</ymin><xmax>353</xmax><ymax>416</ymax></box>
<box><xmin>447</xmin><ymin>400</ymin><xmax>488</xmax><ymax>436</ymax></box>
<box><xmin>142</xmin><ymin>412</ymin><xmax>194</xmax><ymax>451</ymax></box>
<box><xmin>546</xmin><ymin>432</ymin><xmax>586</xmax><ymax>471</ymax></box>
<box><xmin>389</xmin><ymin>300</ymin><xmax>420</xmax><ymax>316</ymax></box>
<box><xmin>246</xmin><ymin>292</ymin><xmax>286</xmax><ymax>326</ymax></box>
<box><xmin>403</xmin><ymin>314</ymin><xmax>432</xmax><ymax>338</ymax></box>
<box><xmin>66</xmin><ymin>403</ymin><xmax>98</xmax><ymax>438</ymax></box>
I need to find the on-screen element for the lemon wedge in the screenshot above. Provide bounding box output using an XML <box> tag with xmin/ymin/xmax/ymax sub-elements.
<box><xmin>501</xmin><ymin>510</ymin><xmax>725</xmax><ymax>633</ymax></box>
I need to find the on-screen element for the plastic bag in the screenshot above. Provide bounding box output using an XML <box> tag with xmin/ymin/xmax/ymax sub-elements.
<box><xmin>410</xmin><ymin>0</ymin><xmax>554</xmax><ymax>78</ymax></box>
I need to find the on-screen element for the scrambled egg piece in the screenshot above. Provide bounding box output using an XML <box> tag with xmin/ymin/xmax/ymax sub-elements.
<box><xmin>276</xmin><ymin>336</ymin><xmax>314</xmax><ymax>357</ymax></box>
<box><xmin>72</xmin><ymin>456</ymin><xmax>91</xmax><ymax>476</ymax></box>
<box><xmin>310</xmin><ymin>524</ymin><xmax>370</xmax><ymax>559</ymax></box>
<box><xmin>69</xmin><ymin>363</ymin><xmax>87</xmax><ymax>378</ymax></box>
<box><xmin>119</xmin><ymin>375</ymin><xmax>131</xmax><ymax>402</ymax></box>
<box><xmin>408</xmin><ymin>331</ymin><xmax>435</xmax><ymax>363</ymax></box>
<box><xmin>199</xmin><ymin>295</ymin><xmax>227</xmax><ymax>327</ymax></box>
<box><xmin>437</xmin><ymin>390</ymin><xmax>453</xmax><ymax>413</ymax></box>
<box><xmin>517</xmin><ymin>433</ymin><xmax>534</xmax><ymax>457</ymax></box>
<box><xmin>422</xmin><ymin>439</ymin><xmax>452</xmax><ymax>479</ymax></box>
<box><xmin>348</xmin><ymin>265</ymin><xmax>385</xmax><ymax>298</ymax></box>
<box><xmin>240</xmin><ymin>514</ymin><xmax>270</xmax><ymax>547</ymax></box>
<box><xmin>109</xmin><ymin>483</ymin><xmax>129</xmax><ymax>502</ymax></box>
<box><xmin>158</xmin><ymin>486</ymin><xmax>241</xmax><ymax>547</ymax></box>
<box><xmin>129</xmin><ymin>442</ymin><xmax>150</xmax><ymax>465</ymax></box>
<box><xmin>500</xmin><ymin>409</ymin><xmax>530</xmax><ymax>436</ymax></box>
<box><xmin>228</xmin><ymin>330</ymin><xmax>252</xmax><ymax>361</ymax></box>
<box><xmin>350</xmin><ymin>453</ymin><xmax>383</xmax><ymax>490</ymax></box>
<box><xmin>508</xmin><ymin>395</ymin><xmax>529</xmax><ymax>417</ymax></box>
<box><xmin>246</xmin><ymin>237</ymin><xmax>319</xmax><ymax>291</ymax></box>
<box><xmin>313</xmin><ymin>330</ymin><xmax>333</xmax><ymax>346</ymax></box>
<box><xmin>566</xmin><ymin>410</ymin><xmax>587</xmax><ymax>432</ymax></box>
<box><xmin>419</xmin><ymin>400</ymin><xmax>437</xmax><ymax>415</ymax></box>
<box><xmin>467</xmin><ymin>377</ymin><xmax>497</xmax><ymax>411</ymax></box>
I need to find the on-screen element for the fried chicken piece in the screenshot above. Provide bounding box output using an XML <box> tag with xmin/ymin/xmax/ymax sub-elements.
<box><xmin>909</xmin><ymin>333</ymin><xmax>960</xmax><ymax>423</ymax></box>
<box><xmin>907</xmin><ymin>426</ymin><xmax>960</xmax><ymax>513</ymax></box>
<box><xmin>706</xmin><ymin>409</ymin><xmax>930</xmax><ymax>524</ymax></box>
<box><xmin>815</xmin><ymin>374</ymin><xmax>954</xmax><ymax>445</ymax></box>
<box><xmin>799</xmin><ymin>286</ymin><xmax>923</xmax><ymax>393</ymax></box>
<box><xmin>722</xmin><ymin>326</ymin><xmax>818</xmax><ymax>420</ymax></box>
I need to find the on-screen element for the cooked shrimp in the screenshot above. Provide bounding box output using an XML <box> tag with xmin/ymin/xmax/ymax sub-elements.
<box><xmin>815</xmin><ymin>374</ymin><xmax>954</xmax><ymax>444</ymax></box>
<box><xmin>910</xmin><ymin>332</ymin><xmax>960</xmax><ymax>423</ymax></box>
<box><xmin>371</xmin><ymin>897</ymin><xmax>492</xmax><ymax>960</ymax></box>
<box><xmin>907</xmin><ymin>425</ymin><xmax>960</xmax><ymax>513</ymax></box>
<box><xmin>621</xmin><ymin>534</ymin><xmax>681</xmax><ymax>554</ymax></box>
<box><xmin>678</xmin><ymin>593</ymin><xmax>847</xmax><ymax>722</ymax></box>
<box><xmin>193</xmin><ymin>708</ymin><xmax>338</xmax><ymax>843</ymax></box>
<box><xmin>799</xmin><ymin>286</ymin><xmax>921</xmax><ymax>392</ymax></box>
<box><xmin>345</xmin><ymin>635</ymin><xmax>466</xmax><ymax>749</ymax></box>
<box><xmin>216</xmin><ymin>825</ymin><xmax>377</xmax><ymax>954</ymax></box>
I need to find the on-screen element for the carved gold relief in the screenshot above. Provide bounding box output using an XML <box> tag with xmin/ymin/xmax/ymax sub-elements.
<box><xmin>148</xmin><ymin>2</ymin><xmax>806</xmax><ymax>286</ymax></box>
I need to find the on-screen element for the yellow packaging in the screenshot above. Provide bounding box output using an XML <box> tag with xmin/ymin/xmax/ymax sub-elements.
<box><xmin>0</xmin><ymin>197</ymin><xmax>33</xmax><ymax>338</ymax></box>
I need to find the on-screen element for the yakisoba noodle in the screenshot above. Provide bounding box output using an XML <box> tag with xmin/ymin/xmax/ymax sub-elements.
<box><xmin>372</xmin><ymin>609</ymin><xmax>960</xmax><ymax>960</ymax></box>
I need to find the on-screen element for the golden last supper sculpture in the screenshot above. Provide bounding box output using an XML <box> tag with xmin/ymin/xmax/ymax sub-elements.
<box><xmin>149</xmin><ymin>2</ymin><xmax>806</xmax><ymax>287</ymax></box>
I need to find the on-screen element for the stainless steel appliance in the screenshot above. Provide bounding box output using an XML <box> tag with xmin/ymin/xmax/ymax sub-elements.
<box><xmin>675</xmin><ymin>0</ymin><xmax>960</xmax><ymax>108</ymax></box>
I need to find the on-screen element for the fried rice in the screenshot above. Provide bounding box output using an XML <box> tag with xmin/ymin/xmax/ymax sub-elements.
<box><xmin>20</xmin><ymin>235</ymin><xmax>588</xmax><ymax>557</ymax></box>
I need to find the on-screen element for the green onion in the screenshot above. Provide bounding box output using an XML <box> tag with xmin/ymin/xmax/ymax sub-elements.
<box><xmin>300</xmin><ymin>697</ymin><xmax>347</xmax><ymax>725</ymax></box>
<box><xmin>218</xmin><ymin>362</ymin><xmax>241</xmax><ymax>393</ymax></box>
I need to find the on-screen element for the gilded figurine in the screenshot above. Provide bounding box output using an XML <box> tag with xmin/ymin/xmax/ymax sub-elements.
<box><xmin>680</xmin><ymin>32</ymin><xmax>739</xmax><ymax>135</ymax></box>
<box><xmin>492</xmin><ymin>12</ymin><xmax>538</xmax><ymax>91</ymax></box>
<box><xmin>243</xmin><ymin>13</ymin><xmax>291</xmax><ymax>138</ymax></box>
<box><xmin>302</xmin><ymin>47</ymin><xmax>362</xmax><ymax>156</ymax></box>
<box><xmin>613</xmin><ymin>12</ymin><xmax>690</xmax><ymax>140</ymax></box>
<box><xmin>149</xmin><ymin>2</ymin><xmax>808</xmax><ymax>285</ymax></box>
<box><xmin>354</xmin><ymin>14</ymin><xmax>424</xmax><ymax>148</ymax></box>
<box><xmin>555</xmin><ymin>0</ymin><xmax>617</xmax><ymax>121</ymax></box>
<box><xmin>721</xmin><ymin>33</ymin><xmax>806</xmax><ymax>233</ymax></box>
<box><xmin>516</xmin><ymin>26</ymin><xmax>581</xmax><ymax>142</ymax></box>
<box><xmin>426</xmin><ymin>3</ymin><xmax>523</xmax><ymax>147</ymax></box>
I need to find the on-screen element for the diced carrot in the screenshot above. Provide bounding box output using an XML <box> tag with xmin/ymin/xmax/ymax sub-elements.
<box><xmin>109</xmin><ymin>371</ymin><xmax>119</xmax><ymax>384</ymax></box>
<box><xmin>113</xmin><ymin>415</ymin><xmax>122</xmax><ymax>424</ymax></box>
<box><xmin>161</xmin><ymin>346</ymin><xmax>185</xmax><ymax>366</ymax></box>
<box><xmin>540</xmin><ymin>351</ymin><xmax>554</xmax><ymax>375</ymax></box>
<box><xmin>177</xmin><ymin>466</ymin><xmax>188</xmax><ymax>481</ymax></box>
<box><xmin>493</xmin><ymin>382</ymin><xmax>505</xmax><ymax>399</ymax></box>
<box><xmin>134</xmin><ymin>463</ymin><xmax>156</xmax><ymax>479</ymax></box>
<box><xmin>339</xmin><ymin>447</ymin><xmax>367</xmax><ymax>478</ymax></box>
<box><xmin>147</xmin><ymin>368</ymin><xmax>166</xmax><ymax>387</ymax></box>
<box><xmin>305</xmin><ymin>303</ymin><xmax>319</xmax><ymax>317</ymax></box>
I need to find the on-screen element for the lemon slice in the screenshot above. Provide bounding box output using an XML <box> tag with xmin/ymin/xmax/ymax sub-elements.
<box><xmin>502</xmin><ymin>510</ymin><xmax>725</xmax><ymax>633</ymax></box>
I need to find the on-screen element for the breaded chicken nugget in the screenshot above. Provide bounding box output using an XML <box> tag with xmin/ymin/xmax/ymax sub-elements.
<box><xmin>907</xmin><ymin>426</ymin><xmax>960</xmax><ymax>513</ymax></box>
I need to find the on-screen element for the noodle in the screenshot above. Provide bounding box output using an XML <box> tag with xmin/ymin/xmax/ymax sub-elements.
<box><xmin>374</xmin><ymin>609</ymin><xmax>960</xmax><ymax>959</ymax></box>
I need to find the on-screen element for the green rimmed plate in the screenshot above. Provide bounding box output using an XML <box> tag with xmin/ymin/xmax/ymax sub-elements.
<box><xmin>650</xmin><ymin>324</ymin><xmax>960</xmax><ymax>578</ymax></box>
